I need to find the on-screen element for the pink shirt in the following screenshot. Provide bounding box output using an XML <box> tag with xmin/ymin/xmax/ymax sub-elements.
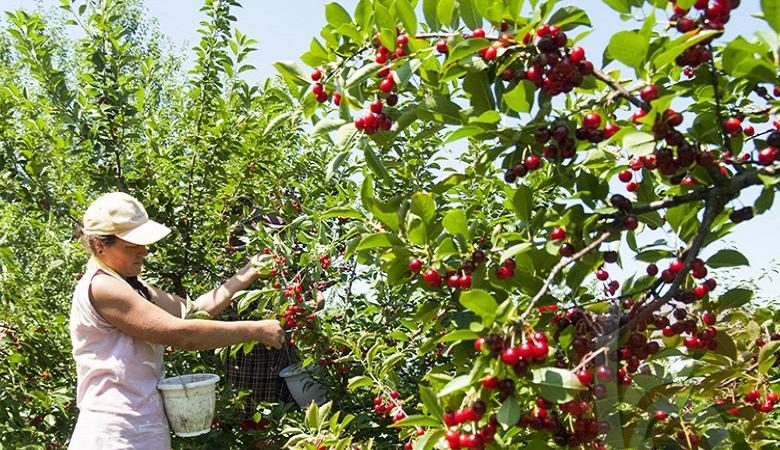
<box><xmin>69</xmin><ymin>257</ymin><xmax>170</xmax><ymax>449</ymax></box>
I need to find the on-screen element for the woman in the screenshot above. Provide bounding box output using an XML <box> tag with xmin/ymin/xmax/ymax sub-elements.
<box><xmin>68</xmin><ymin>192</ymin><xmax>284</xmax><ymax>449</ymax></box>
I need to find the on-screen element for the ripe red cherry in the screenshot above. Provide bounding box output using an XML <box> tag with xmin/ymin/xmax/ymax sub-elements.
<box><xmin>484</xmin><ymin>46</ymin><xmax>498</xmax><ymax>60</ymax></box>
<box><xmin>379</xmin><ymin>78</ymin><xmax>395</xmax><ymax>93</ymax></box>
<box><xmin>501</xmin><ymin>347</ymin><xmax>520</xmax><ymax>365</ymax></box>
<box><xmin>596</xmin><ymin>268</ymin><xmax>609</xmax><ymax>281</ymax></box>
<box><xmin>640</xmin><ymin>84</ymin><xmax>658</xmax><ymax>102</ymax></box>
<box><xmin>447</xmin><ymin>274</ymin><xmax>461</xmax><ymax>288</ymax></box>
<box><xmin>332</xmin><ymin>92</ymin><xmax>342</xmax><ymax>106</ymax></box>
<box><xmin>525</xmin><ymin>154</ymin><xmax>541</xmax><ymax>170</ymax></box>
<box><xmin>677</xmin><ymin>17</ymin><xmax>695</xmax><ymax>32</ymax></box>
<box><xmin>458</xmin><ymin>274</ymin><xmax>472</xmax><ymax>290</ymax></box>
<box><xmin>743</xmin><ymin>125</ymin><xmax>755</xmax><ymax>136</ymax></box>
<box><xmin>768</xmin><ymin>392</ymin><xmax>779</xmax><ymax>403</ymax></box>
<box><xmin>655</xmin><ymin>410</ymin><xmax>668</xmax><ymax>420</ymax></box>
<box><xmin>724</xmin><ymin>117</ymin><xmax>742</xmax><ymax>135</ymax></box>
<box><xmin>632</xmin><ymin>109</ymin><xmax>648</xmax><ymax>124</ymax></box>
<box><xmin>559</xmin><ymin>243</ymin><xmax>575</xmax><ymax>257</ymax></box>
<box><xmin>618</xmin><ymin>170</ymin><xmax>632</xmax><ymax>183</ymax></box>
<box><xmin>596</xmin><ymin>366</ymin><xmax>613</xmax><ymax>381</ymax></box>
<box><xmin>569</xmin><ymin>46</ymin><xmax>585</xmax><ymax>63</ymax></box>
<box><xmin>481</xmin><ymin>375</ymin><xmax>499</xmax><ymax>389</ymax></box>
<box><xmin>370</xmin><ymin>99</ymin><xmax>383</xmax><ymax>114</ymax></box>
<box><xmin>575</xmin><ymin>369</ymin><xmax>593</xmax><ymax>385</ymax></box>
<box><xmin>471</xmin><ymin>28</ymin><xmax>486</xmax><ymax>38</ymax></box>
<box><xmin>604</xmin><ymin>122</ymin><xmax>620</xmax><ymax>138</ymax></box>
<box><xmin>702</xmin><ymin>311</ymin><xmax>716</xmax><ymax>326</ymax></box>
<box><xmin>436</xmin><ymin>39</ymin><xmax>449</xmax><ymax>54</ymax></box>
<box><xmin>550</xmin><ymin>226</ymin><xmax>566</xmax><ymax>241</ymax></box>
<box><xmin>583</xmin><ymin>112</ymin><xmax>602</xmax><ymax>130</ymax></box>
<box><xmin>409</xmin><ymin>258</ymin><xmax>423</xmax><ymax>272</ymax></box>
<box><xmin>669</xmin><ymin>258</ymin><xmax>684</xmax><ymax>273</ymax></box>
<box><xmin>422</xmin><ymin>269</ymin><xmax>441</xmax><ymax>288</ymax></box>
<box><xmin>311</xmin><ymin>69</ymin><xmax>322</xmax><ymax>81</ymax></box>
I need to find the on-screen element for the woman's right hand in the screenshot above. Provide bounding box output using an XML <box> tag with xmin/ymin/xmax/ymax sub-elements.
<box><xmin>251</xmin><ymin>319</ymin><xmax>285</xmax><ymax>349</ymax></box>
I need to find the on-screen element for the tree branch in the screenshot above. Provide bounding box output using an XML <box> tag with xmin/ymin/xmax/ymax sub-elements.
<box><xmin>591</xmin><ymin>68</ymin><xmax>650</xmax><ymax>111</ymax></box>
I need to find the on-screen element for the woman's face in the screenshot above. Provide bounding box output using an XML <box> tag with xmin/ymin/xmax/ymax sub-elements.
<box><xmin>96</xmin><ymin>238</ymin><xmax>149</xmax><ymax>277</ymax></box>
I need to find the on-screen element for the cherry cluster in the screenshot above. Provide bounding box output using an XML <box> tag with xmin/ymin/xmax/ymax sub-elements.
<box><xmin>443</xmin><ymin>412</ymin><xmax>498</xmax><ymax>449</ymax></box>
<box><xmin>474</xmin><ymin>331</ymin><xmax>550</xmax><ymax>378</ymax></box>
<box><xmin>519</xmin><ymin>24</ymin><xmax>594</xmax><ymax>96</ymax></box>
<box><xmin>372</xmin><ymin>389</ymin><xmax>403</xmax><ymax>420</ymax></box>
<box><xmin>516</xmin><ymin>396</ymin><xmax>609</xmax><ymax>448</ymax></box>
<box><xmin>409</xmin><ymin>247</ymin><xmax>487</xmax><ymax>289</ymax></box>
<box><xmin>669</xmin><ymin>0</ymin><xmax>741</xmax><ymax>75</ymax></box>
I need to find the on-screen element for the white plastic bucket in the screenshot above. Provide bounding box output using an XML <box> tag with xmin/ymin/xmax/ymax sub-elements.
<box><xmin>279</xmin><ymin>364</ymin><xmax>327</xmax><ymax>408</ymax></box>
<box><xmin>157</xmin><ymin>373</ymin><xmax>219</xmax><ymax>437</ymax></box>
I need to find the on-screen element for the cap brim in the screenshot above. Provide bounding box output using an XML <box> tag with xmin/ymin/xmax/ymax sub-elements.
<box><xmin>116</xmin><ymin>220</ymin><xmax>171</xmax><ymax>246</ymax></box>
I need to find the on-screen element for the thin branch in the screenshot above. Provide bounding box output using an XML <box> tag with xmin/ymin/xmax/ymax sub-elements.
<box><xmin>591</xmin><ymin>68</ymin><xmax>650</xmax><ymax>111</ymax></box>
<box><xmin>707</xmin><ymin>43</ymin><xmax>730</xmax><ymax>147</ymax></box>
<box><xmin>519</xmin><ymin>229</ymin><xmax>615</xmax><ymax>322</ymax></box>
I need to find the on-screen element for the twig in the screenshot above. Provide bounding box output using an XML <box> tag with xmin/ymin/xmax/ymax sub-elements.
<box><xmin>706</xmin><ymin>43</ymin><xmax>730</xmax><ymax>148</ymax></box>
<box><xmin>519</xmin><ymin>229</ymin><xmax>615</xmax><ymax>322</ymax></box>
<box><xmin>591</xmin><ymin>68</ymin><xmax>650</xmax><ymax>111</ymax></box>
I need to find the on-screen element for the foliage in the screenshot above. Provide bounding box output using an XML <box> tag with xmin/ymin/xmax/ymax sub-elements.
<box><xmin>2</xmin><ymin>0</ymin><xmax>780</xmax><ymax>449</ymax></box>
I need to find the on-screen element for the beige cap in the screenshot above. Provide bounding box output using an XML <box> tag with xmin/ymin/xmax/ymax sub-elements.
<box><xmin>83</xmin><ymin>192</ymin><xmax>171</xmax><ymax>245</ymax></box>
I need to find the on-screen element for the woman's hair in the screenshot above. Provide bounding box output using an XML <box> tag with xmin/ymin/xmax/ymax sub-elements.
<box><xmin>73</xmin><ymin>221</ymin><xmax>118</xmax><ymax>254</ymax></box>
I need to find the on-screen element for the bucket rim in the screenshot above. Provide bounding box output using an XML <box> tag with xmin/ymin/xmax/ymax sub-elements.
<box><xmin>157</xmin><ymin>373</ymin><xmax>220</xmax><ymax>390</ymax></box>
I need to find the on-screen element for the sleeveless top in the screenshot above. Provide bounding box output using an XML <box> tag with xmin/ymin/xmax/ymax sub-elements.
<box><xmin>69</xmin><ymin>256</ymin><xmax>170</xmax><ymax>449</ymax></box>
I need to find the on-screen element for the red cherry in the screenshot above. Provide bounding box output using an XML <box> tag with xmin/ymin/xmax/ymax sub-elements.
<box><xmin>447</xmin><ymin>274</ymin><xmax>460</xmax><ymax>288</ymax></box>
<box><xmin>422</xmin><ymin>269</ymin><xmax>441</xmax><ymax>288</ymax></box>
<box><xmin>458</xmin><ymin>274</ymin><xmax>472</xmax><ymax>290</ymax></box>
<box><xmin>501</xmin><ymin>347</ymin><xmax>520</xmax><ymax>365</ymax></box>
<box><xmin>618</xmin><ymin>170</ymin><xmax>632</xmax><ymax>183</ymax></box>
<box><xmin>640</xmin><ymin>84</ymin><xmax>658</xmax><ymax>102</ymax></box>
<box><xmin>481</xmin><ymin>376</ymin><xmax>499</xmax><ymax>389</ymax></box>
<box><xmin>525</xmin><ymin>154</ymin><xmax>541</xmax><ymax>170</ymax></box>
<box><xmin>743</xmin><ymin>125</ymin><xmax>755</xmax><ymax>136</ymax></box>
<box><xmin>484</xmin><ymin>46</ymin><xmax>497</xmax><ymax>60</ymax></box>
<box><xmin>569</xmin><ymin>46</ymin><xmax>585</xmax><ymax>63</ymax></box>
<box><xmin>724</xmin><ymin>117</ymin><xmax>742</xmax><ymax>135</ymax></box>
<box><xmin>669</xmin><ymin>258</ymin><xmax>684</xmax><ymax>273</ymax></box>
<box><xmin>396</xmin><ymin>34</ymin><xmax>409</xmax><ymax>46</ymax></box>
<box><xmin>596</xmin><ymin>366</ymin><xmax>613</xmax><ymax>381</ymax></box>
<box><xmin>655</xmin><ymin>410</ymin><xmax>668</xmax><ymax>420</ymax></box>
<box><xmin>332</xmin><ymin>92</ymin><xmax>341</xmax><ymax>106</ymax></box>
<box><xmin>596</xmin><ymin>268</ymin><xmax>609</xmax><ymax>281</ymax></box>
<box><xmin>768</xmin><ymin>392</ymin><xmax>779</xmax><ymax>403</ymax></box>
<box><xmin>575</xmin><ymin>369</ymin><xmax>593</xmax><ymax>385</ymax></box>
<box><xmin>370</xmin><ymin>99</ymin><xmax>383</xmax><ymax>114</ymax></box>
<box><xmin>436</xmin><ymin>39</ymin><xmax>449</xmax><ymax>54</ymax></box>
<box><xmin>583</xmin><ymin>112</ymin><xmax>602</xmax><ymax>130</ymax></box>
<box><xmin>632</xmin><ymin>109</ymin><xmax>648</xmax><ymax>124</ymax></box>
<box><xmin>550</xmin><ymin>226</ymin><xmax>566</xmax><ymax>241</ymax></box>
<box><xmin>471</xmin><ymin>28</ymin><xmax>486</xmax><ymax>38</ymax></box>
<box><xmin>311</xmin><ymin>69</ymin><xmax>322</xmax><ymax>81</ymax></box>
<box><xmin>379</xmin><ymin>78</ymin><xmax>395</xmax><ymax>93</ymax></box>
<box><xmin>409</xmin><ymin>258</ymin><xmax>423</xmax><ymax>272</ymax></box>
<box><xmin>604</xmin><ymin>122</ymin><xmax>620</xmax><ymax>138</ymax></box>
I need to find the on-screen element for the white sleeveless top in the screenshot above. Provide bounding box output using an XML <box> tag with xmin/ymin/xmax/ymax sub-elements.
<box><xmin>68</xmin><ymin>257</ymin><xmax>170</xmax><ymax>449</ymax></box>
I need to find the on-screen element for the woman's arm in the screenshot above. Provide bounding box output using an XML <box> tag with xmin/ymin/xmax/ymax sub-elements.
<box><xmin>145</xmin><ymin>256</ymin><xmax>265</xmax><ymax>318</ymax></box>
<box><xmin>90</xmin><ymin>274</ymin><xmax>284</xmax><ymax>350</ymax></box>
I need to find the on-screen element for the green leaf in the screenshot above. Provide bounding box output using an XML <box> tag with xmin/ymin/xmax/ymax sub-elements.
<box><xmin>325</xmin><ymin>2</ymin><xmax>353</xmax><ymax>28</ymax></box>
<box><xmin>320</xmin><ymin>207</ymin><xmax>364</xmax><ymax>221</ymax></box>
<box><xmin>758</xmin><ymin>341</ymin><xmax>780</xmax><ymax>375</ymax></box>
<box><xmin>422</xmin><ymin>0</ymin><xmax>440</xmax><ymax>30</ymax></box>
<box><xmin>346</xmin><ymin>62</ymin><xmax>384</xmax><ymax>89</ymax></box>
<box><xmin>652</xmin><ymin>30</ymin><xmax>719</xmax><ymax>71</ymax></box>
<box><xmin>717</xmin><ymin>288</ymin><xmax>753</xmax><ymax>310</ymax></box>
<box><xmin>706</xmin><ymin>249</ymin><xmax>749</xmax><ymax>268</ymax></box>
<box><xmin>754</xmin><ymin>186</ymin><xmax>775</xmax><ymax>215</ymax></box>
<box><xmin>419</xmin><ymin>385</ymin><xmax>443</xmax><ymax>420</ymax></box>
<box><xmin>512</xmin><ymin>185</ymin><xmax>533</xmax><ymax>223</ymax></box>
<box><xmin>622</xmin><ymin>131</ymin><xmax>656</xmax><ymax>156</ymax></box>
<box><xmin>496</xmin><ymin>397</ymin><xmax>522</xmax><ymax>428</ymax></box>
<box><xmin>411</xmin><ymin>192</ymin><xmax>436</xmax><ymax>224</ymax></box>
<box><xmin>312</xmin><ymin>118</ymin><xmax>348</xmax><ymax>136</ymax></box>
<box><xmin>432</xmin><ymin>174</ymin><xmax>468</xmax><ymax>194</ymax></box>
<box><xmin>437</xmin><ymin>0</ymin><xmax>456</xmax><ymax>28</ymax></box>
<box><xmin>762</xmin><ymin>0</ymin><xmax>780</xmax><ymax>33</ymax></box>
<box><xmin>437</xmin><ymin>375</ymin><xmax>472</xmax><ymax>397</ymax></box>
<box><xmin>273</xmin><ymin>60</ymin><xmax>310</xmax><ymax>87</ymax></box>
<box><xmin>413</xmin><ymin>430</ymin><xmax>444</xmax><ymax>450</ymax></box>
<box><xmin>463</xmin><ymin>71</ymin><xmax>494</xmax><ymax>114</ymax></box>
<box><xmin>459</xmin><ymin>0</ymin><xmax>482</xmax><ymax>29</ymax></box>
<box><xmin>548</xmin><ymin>6</ymin><xmax>591</xmax><ymax>31</ymax></box>
<box><xmin>459</xmin><ymin>289</ymin><xmax>498</xmax><ymax>322</ymax></box>
<box><xmin>437</xmin><ymin>329</ymin><xmax>479</xmax><ymax>343</ymax></box>
<box><xmin>503</xmin><ymin>80</ymin><xmax>533</xmax><ymax>113</ymax></box>
<box><xmin>721</xmin><ymin>36</ymin><xmax>776</xmax><ymax>83</ymax></box>
<box><xmin>606</xmin><ymin>30</ymin><xmax>648</xmax><ymax>72</ymax></box>
<box><xmin>444</xmin><ymin>38</ymin><xmax>489</xmax><ymax>67</ymax></box>
<box><xmin>531</xmin><ymin>367</ymin><xmax>586</xmax><ymax>403</ymax></box>
<box><xmin>391</xmin><ymin>415</ymin><xmax>441</xmax><ymax>428</ymax></box>
<box><xmin>395</xmin><ymin>0</ymin><xmax>417</xmax><ymax>37</ymax></box>
<box><xmin>355</xmin><ymin>232</ymin><xmax>403</xmax><ymax>250</ymax></box>
<box><xmin>442</xmin><ymin>209</ymin><xmax>469</xmax><ymax>238</ymax></box>
<box><xmin>347</xmin><ymin>375</ymin><xmax>373</xmax><ymax>391</ymax></box>
<box><xmin>602</xmin><ymin>0</ymin><xmax>630</xmax><ymax>14</ymax></box>
<box><xmin>364</xmin><ymin>147</ymin><xmax>392</xmax><ymax>182</ymax></box>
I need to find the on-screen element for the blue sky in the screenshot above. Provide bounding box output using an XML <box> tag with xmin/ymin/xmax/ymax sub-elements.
<box><xmin>4</xmin><ymin>0</ymin><xmax>777</xmax><ymax>299</ymax></box>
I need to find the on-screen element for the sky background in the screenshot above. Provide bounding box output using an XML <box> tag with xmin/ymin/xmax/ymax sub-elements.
<box><xmin>3</xmin><ymin>0</ymin><xmax>778</xmax><ymax>299</ymax></box>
